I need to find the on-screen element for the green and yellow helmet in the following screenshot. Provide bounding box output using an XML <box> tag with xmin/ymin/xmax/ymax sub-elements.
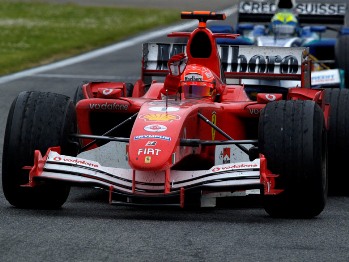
<box><xmin>271</xmin><ymin>12</ymin><xmax>298</xmax><ymax>35</ymax></box>
<box><xmin>272</xmin><ymin>12</ymin><xmax>298</xmax><ymax>24</ymax></box>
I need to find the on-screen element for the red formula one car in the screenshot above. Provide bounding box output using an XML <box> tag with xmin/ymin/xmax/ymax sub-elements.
<box><xmin>3</xmin><ymin>11</ymin><xmax>344</xmax><ymax>218</ymax></box>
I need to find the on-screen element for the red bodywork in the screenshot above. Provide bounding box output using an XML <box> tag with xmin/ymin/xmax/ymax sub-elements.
<box><xmin>27</xmin><ymin>11</ymin><xmax>328</xmax><ymax>207</ymax></box>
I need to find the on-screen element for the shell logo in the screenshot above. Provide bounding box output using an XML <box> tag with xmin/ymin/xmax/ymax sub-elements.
<box><xmin>140</xmin><ymin>113</ymin><xmax>180</xmax><ymax>122</ymax></box>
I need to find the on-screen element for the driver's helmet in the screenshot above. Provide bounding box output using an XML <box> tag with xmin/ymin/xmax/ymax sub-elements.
<box><xmin>271</xmin><ymin>12</ymin><xmax>298</xmax><ymax>36</ymax></box>
<box><xmin>180</xmin><ymin>64</ymin><xmax>216</xmax><ymax>98</ymax></box>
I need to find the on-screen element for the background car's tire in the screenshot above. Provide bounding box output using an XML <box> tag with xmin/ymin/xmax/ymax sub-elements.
<box><xmin>259</xmin><ymin>100</ymin><xmax>327</xmax><ymax>218</ymax></box>
<box><xmin>2</xmin><ymin>91</ymin><xmax>79</xmax><ymax>209</ymax></box>
<box><xmin>335</xmin><ymin>34</ymin><xmax>349</xmax><ymax>86</ymax></box>
<box><xmin>324</xmin><ymin>88</ymin><xmax>349</xmax><ymax>195</ymax></box>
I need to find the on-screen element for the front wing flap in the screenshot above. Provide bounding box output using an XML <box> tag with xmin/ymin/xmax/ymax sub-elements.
<box><xmin>25</xmin><ymin>147</ymin><xmax>281</xmax><ymax>206</ymax></box>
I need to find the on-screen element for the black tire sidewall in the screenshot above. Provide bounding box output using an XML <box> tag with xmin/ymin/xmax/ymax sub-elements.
<box><xmin>335</xmin><ymin>34</ymin><xmax>349</xmax><ymax>86</ymax></box>
<box><xmin>2</xmin><ymin>91</ymin><xmax>78</xmax><ymax>208</ymax></box>
<box><xmin>259</xmin><ymin>100</ymin><xmax>327</xmax><ymax>218</ymax></box>
<box><xmin>325</xmin><ymin>88</ymin><xmax>349</xmax><ymax>195</ymax></box>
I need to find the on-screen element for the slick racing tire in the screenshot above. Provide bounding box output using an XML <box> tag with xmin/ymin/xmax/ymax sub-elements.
<box><xmin>125</xmin><ymin>83</ymin><xmax>134</xmax><ymax>97</ymax></box>
<box><xmin>73</xmin><ymin>82</ymin><xmax>86</xmax><ymax>105</ymax></box>
<box><xmin>324</xmin><ymin>88</ymin><xmax>349</xmax><ymax>195</ymax></box>
<box><xmin>335</xmin><ymin>34</ymin><xmax>349</xmax><ymax>86</ymax></box>
<box><xmin>259</xmin><ymin>100</ymin><xmax>327</xmax><ymax>218</ymax></box>
<box><xmin>2</xmin><ymin>91</ymin><xmax>79</xmax><ymax>209</ymax></box>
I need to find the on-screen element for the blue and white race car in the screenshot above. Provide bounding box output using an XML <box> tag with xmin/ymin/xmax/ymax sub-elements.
<box><xmin>208</xmin><ymin>1</ymin><xmax>349</xmax><ymax>196</ymax></box>
<box><xmin>210</xmin><ymin>0</ymin><xmax>349</xmax><ymax>88</ymax></box>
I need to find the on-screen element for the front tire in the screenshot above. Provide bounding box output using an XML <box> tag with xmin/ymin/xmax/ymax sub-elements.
<box><xmin>2</xmin><ymin>91</ymin><xmax>78</xmax><ymax>209</ymax></box>
<box><xmin>259</xmin><ymin>100</ymin><xmax>327</xmax><ymax>218</ymax></box>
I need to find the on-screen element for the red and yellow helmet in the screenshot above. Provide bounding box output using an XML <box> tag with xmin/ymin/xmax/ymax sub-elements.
<box><xmin>180</xmin><ymin>64</ymin><xmax>216</xmax><ymax>98</ymax></box>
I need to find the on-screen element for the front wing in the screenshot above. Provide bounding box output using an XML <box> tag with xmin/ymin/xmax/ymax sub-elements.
<box><xmin>25</xmin><ymin>147</ymin><xmax>280</xmax><ymax>207</ymax></box>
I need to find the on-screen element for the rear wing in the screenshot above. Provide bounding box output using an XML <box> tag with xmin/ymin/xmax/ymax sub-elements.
<box><xmin>142</xmin><ymin>43</ymin><xmax>311</xmax><ymax>87</ymax></box>
<box><xmin>238</xmin><ymin>1</ymin><xmax>347</xmax><ymax>25</ymax></box>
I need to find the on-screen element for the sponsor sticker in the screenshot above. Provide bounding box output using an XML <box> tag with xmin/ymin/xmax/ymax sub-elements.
<box><xmin>239</xmin><ymin>2</ymin><xmax>346</xmax><ymax>15</ymax></box>
<box><xmin>140</xmin><ymin>113</ymin><xmax>180</xmax><ymax>122</ymax></box>
<box><xmin>89</xmin><ymin>102</ymin><xmax>128</xmax><ymax>111</ymax></box>
<box><xmin>211</xmin><ymin>162</ymin><xmax>259</xmax><ymax>173</ymax></box>
<box><xmin>52</xmin><ymin>156</ymin><xmax>99</xmax><ymax>168</ymax></box>
<box><xmin>144</xmin><ymin>124</ymin><xmax>167</xmax><ymax>132</ymax></box>
<box><xmin>146</xmin><ymin>141</ymin><xmax>157</xmax><ymax>146</ymax></box>
<box><xmin>102</xmin><ymin>88</ymin><xmax>113</xmax><ymax>95</ymax></box>
<box><xmin>248</xmin><ymin>108</ymin><xmax>262</xmax><ymax>115</ymax></box>
<box><xmin>265</xmin><ymin>94</ymin><xmax>276</xmax><ymax>101</ymax></box>
<box><xmin>219</xmin><ymin>45</ymin><xmax>301</xmax><ymax>74</ymax></box>
<box><xmin>134</xmin><ymin>134</ymin><xmax>171</xmax><ymax>141</ymax></box>
<box><xmin>311</xmin><ymin>69</ymin><xmax>341</xmax><ymax>86</ymax></box>
<box><xmin>138</xmin><ymin>148</ymin><xmax>161</xmax><ymax>155</ymax></box>
<box><xmin>149</xmin><ymin>106</ymin><xmax>180</xmax><ymax>112</ymax></box>
<box><xmin>223</xmin><ymin>148</ymin><xmax>231</xmax><ymax>164</ymax></box>
<box><xmin>184</xmin><ymin>73</ymin><xmax>203</xmax><ymax>81</ymax></box>
<box><xmin>297</xmin><ymin>3</ymin><xmax>346</xmax><ymax>15</ymax></box>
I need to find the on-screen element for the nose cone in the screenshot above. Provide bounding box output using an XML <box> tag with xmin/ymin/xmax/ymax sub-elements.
<box><xmin>128</xmin><ymin>130</ymin><xmax>176</xmax><ymax>171</ymax></box>
<box><xmin>128</xmin><ymin>103</ymin><xmax>184</xmax><ymax>171</ymax></box>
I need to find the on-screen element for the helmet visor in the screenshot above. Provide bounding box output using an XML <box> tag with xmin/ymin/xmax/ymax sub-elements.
<box><xmin>272</xmin><ymin>23</ymin><xmax>296</xmax><ymax>35</ymax></box>
<box><xmin>182</xmin><ymin>82</ymin><xmax>213</xmax><ymax>98</ymax></box>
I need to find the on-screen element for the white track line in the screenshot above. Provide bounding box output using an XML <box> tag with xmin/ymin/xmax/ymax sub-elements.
<box><xmin>33</xmin><ymin>73</ymin><xmax>138</xmax><ymax>80</ymax></box>
<box><xmin>0</xmin><ymin>7</ymin><xmax>235</xmax><ymax>85</ymax></box>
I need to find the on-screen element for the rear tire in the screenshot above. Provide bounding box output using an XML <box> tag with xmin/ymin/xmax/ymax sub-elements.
<box><xmin>335</xmin><ymin>34</ymin><xmax>349</xmax><ymax>86</ymax></box>
<box><xmin>2</xmin><ymin>91</ymin><xmax>78</xmax><ymax>209</ymax></box>
<box><xmin>324</xmin><ymin>88</ymin><xmax>349</xmax><ymax>195</ymax></box>
<box><xmin>125</xmin><ymin>83</ymin><xmax>134</xmax><ymax>97</ymax></box>
<box><xmin>73</xmin><ymin>82</ymin><xmax>85</xmax><ymax>105</ymax></box>
<box><xmin>259</xmin><ymin>100</ymin><xmax>327</xmax><ymax>218</ymax></box>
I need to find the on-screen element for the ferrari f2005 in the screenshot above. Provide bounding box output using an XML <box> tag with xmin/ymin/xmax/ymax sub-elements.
<box><xmin>3</xmin><ymin>11</ymin><xmax>348</xmax><ymax>218</ymax></box>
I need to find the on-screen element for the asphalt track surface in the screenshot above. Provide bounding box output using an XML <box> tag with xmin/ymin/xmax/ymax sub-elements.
<box><xmin>0</xmin><ymin>1</ymin><xmax>349</xmax><ymax>262</ymax></box>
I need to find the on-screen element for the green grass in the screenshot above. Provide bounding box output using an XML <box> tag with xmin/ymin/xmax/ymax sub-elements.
<box><xmin>0</xmin><ymin>0</ymin><xmax>180</xmax><ymax>76</ymax></box>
